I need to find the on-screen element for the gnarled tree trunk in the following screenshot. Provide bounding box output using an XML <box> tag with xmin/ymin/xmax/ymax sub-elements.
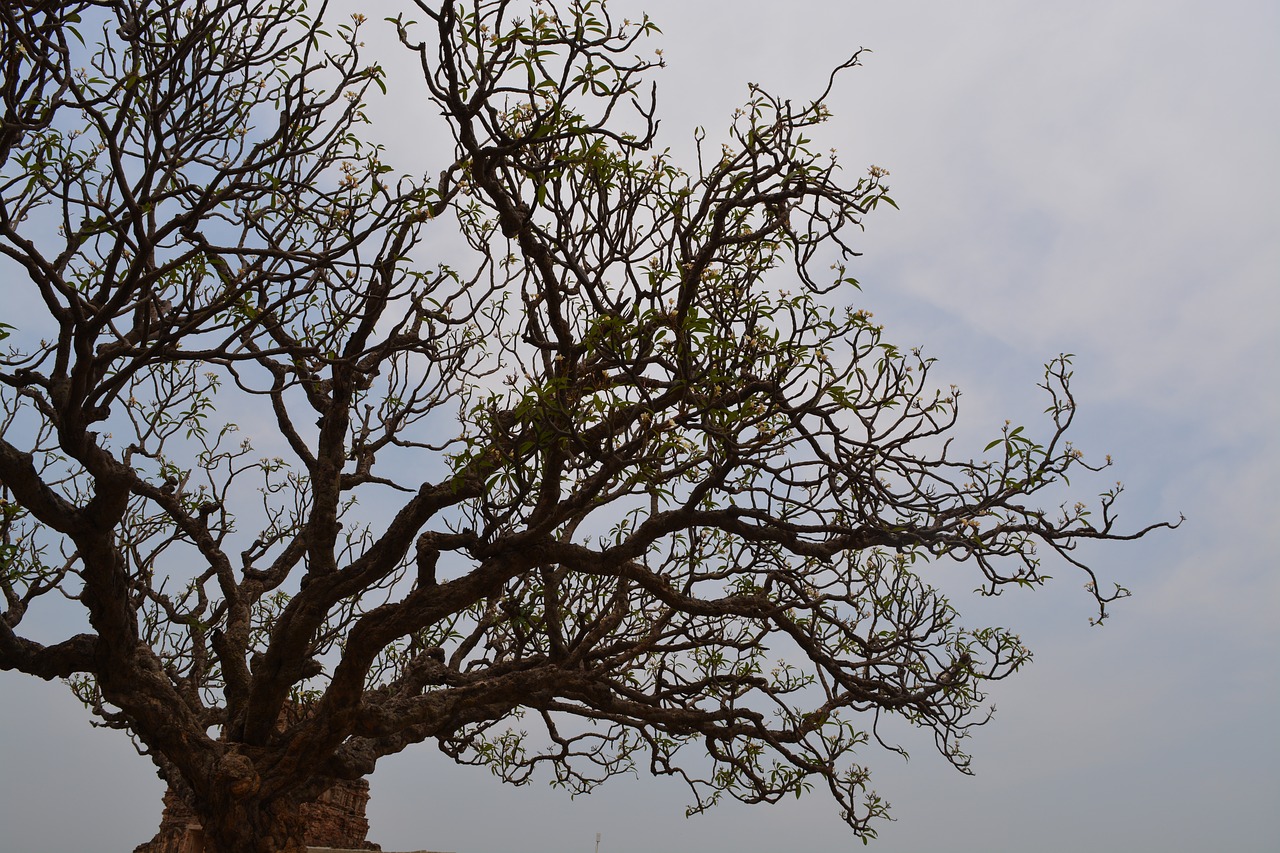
<box><xmin>135</xmin><ymin>758</ymin><xmax>380</xmax><ymax>853</ymax></box>
<box><xmin>198</xmin><ymin>794</ymin><xmax>308</xmax><ymax>853</ymax></box>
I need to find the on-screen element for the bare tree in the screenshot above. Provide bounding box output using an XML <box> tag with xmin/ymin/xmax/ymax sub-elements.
<box><xmin>0</xmin><ymin>1</ymin><xmax>1175</xmax><ymax>851</ymax></box>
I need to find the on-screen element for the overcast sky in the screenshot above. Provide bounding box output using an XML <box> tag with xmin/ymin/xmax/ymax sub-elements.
<box><xmin>2</xmin><ymin>2</ymin><xmax>1277</xmax><ymax>852</ymax></box>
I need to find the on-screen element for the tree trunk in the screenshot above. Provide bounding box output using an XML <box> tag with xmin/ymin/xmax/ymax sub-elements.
<box><xmin>182</xmin><ymin>751</ymin><xmax>307</xmax><ymax>853</ymax></box>
<box><xmin>198</xmin><ymin>794</ymin><xmax>308</xmax><ymax>853</ymax></box>
<box><xmin>136</xmin><ymin>747</ymin><xmax>381</xmax><ymax>853</ymax></box>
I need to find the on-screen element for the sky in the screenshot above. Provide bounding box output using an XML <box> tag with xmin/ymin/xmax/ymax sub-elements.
<box><xmin>2</xmin><ymin>1</ymin><xmax>1278</xmax><ymax>852</ymax></box>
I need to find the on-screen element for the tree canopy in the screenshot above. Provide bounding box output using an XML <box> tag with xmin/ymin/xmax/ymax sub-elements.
<box><xmin>0</xmin><ymin>1</ymin><xmax>1173</xmax><ymax>850</ymax></box>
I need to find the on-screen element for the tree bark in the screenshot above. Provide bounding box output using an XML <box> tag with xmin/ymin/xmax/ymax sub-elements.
<box><xmin>198</xmin><ymin>794</ymin><xmax>307</xmax><ymax>853</ymax></box>
<box><xmin>181</xmin><ymin>752</ymin><xmax>305</xmax><ymax>853</ymax></box>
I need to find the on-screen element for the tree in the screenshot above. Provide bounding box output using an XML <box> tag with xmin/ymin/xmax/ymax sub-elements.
<box><xmin>0</xmin><ymin>1</ymin><xmax>1174</xmax><ymax>851</ymax></box>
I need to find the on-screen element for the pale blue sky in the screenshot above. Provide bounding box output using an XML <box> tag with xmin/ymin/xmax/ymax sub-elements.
<box><xmin>2</xmin><ymin>2</ymin><xmax>1277</xmax><ymax>851</ymax></box>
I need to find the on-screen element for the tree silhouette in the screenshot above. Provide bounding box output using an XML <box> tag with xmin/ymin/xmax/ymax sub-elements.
<box><xmin>0</xmin><ymin>1</ymin><xmax>1173</xmax><ymax>850</ymax></box>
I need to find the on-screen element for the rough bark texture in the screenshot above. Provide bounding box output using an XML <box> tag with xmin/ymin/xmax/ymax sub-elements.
<box><xmin>135</xmin><ymin>780</ymin><xmax>379</xmax><ymax>853</ymax></box>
